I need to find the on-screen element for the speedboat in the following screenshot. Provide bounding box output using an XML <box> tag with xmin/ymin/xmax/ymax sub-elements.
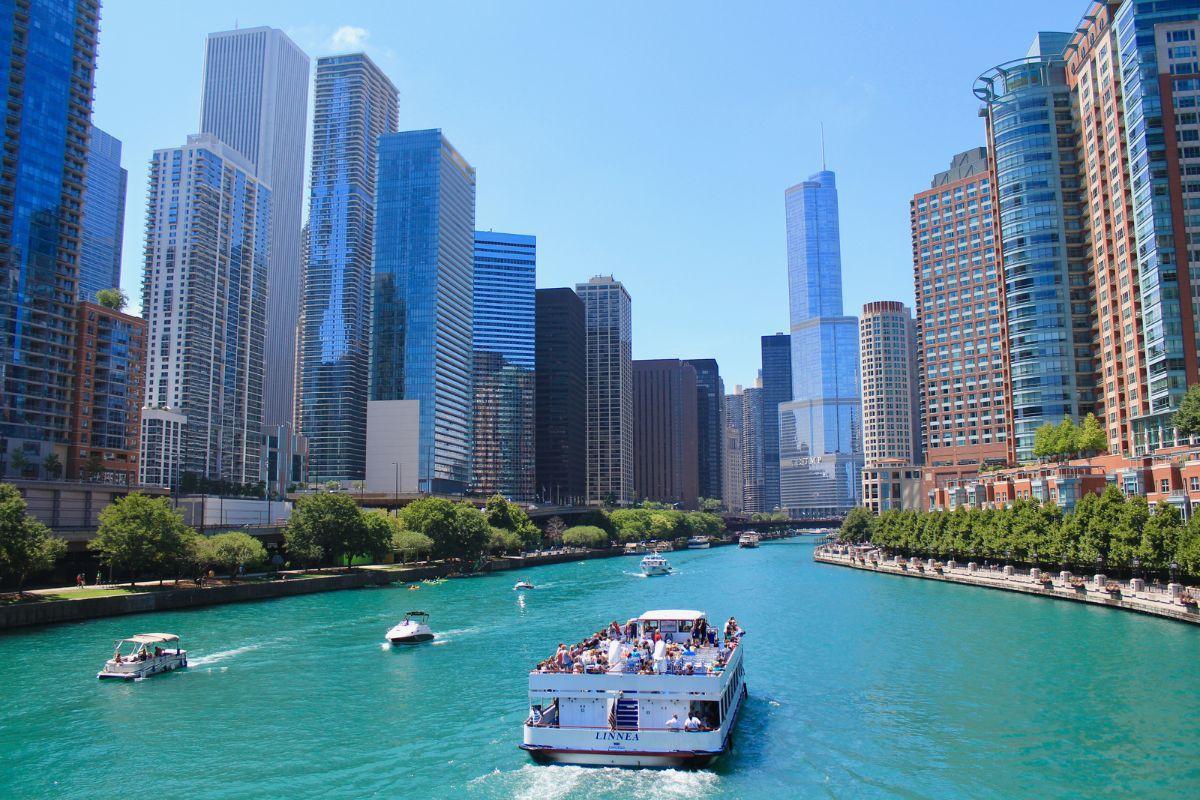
<box><xmin>687</xmin><ymin>536</ymin><xmax>711</xmax><ymax>549</ymax></box>
<box><xmin>522</xmin><ymin>609</ymin><xmax>747</xmax><ymax>767</ymax></box>
<box><xmin>738</xmin><ymin>533</ymin><xmax>760</xmax><ymax>549</ymax></box>
<box><xmin>514</xmin><ymin>579</ymin><xmax>535</xmax><ymax>590</ymax></box>
<box><xmin>98</xmin><ymin>633</ymin><xmax>187</xmax><ymax>680</ymax></box>
<box><xmin>386</xmin><ymin>611</ymin><xmax>434</xmax><ymax>644</ymax></box>
<box><xmin>640</xmin><ymin>554</ymin><xmax>672</xmax><ymax>576</ymax></box>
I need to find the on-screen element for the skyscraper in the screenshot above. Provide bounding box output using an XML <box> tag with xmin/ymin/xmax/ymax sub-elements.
<box><xmin>911</xmin><ymin>148</ymin><xmax>1011</xmax><ymax>497</ymax></box>
<box><xmin>0</xmin><ymin>0</ymin><xmax>99</xmax><ymax>475</ymax></box>
<box><xmin>684</xmin><ymin>358</ymin><xmax>724</xmax><ymax>503</ymax></box>
<box><xmin>778</xmin><ymin>170</ymin><xmax>863</xmax><ymax>517</ymax></box>
<box><xmin>976</xmin><ymin>33</ymin><xmax>1097</xmax><ymax>463</ymax></box>
<box><xmin>722</xmin><ymin>387</ymin><xmax>745</xmax><ymax>513</ymax></box>
<box><xmin>633</xmin><ymin>359</ymin><xmax>699</xmax><ymax>508</ymax></box>
<box><xmin>741</xmin><ymin>384</ymin><xmax>766</xmax><ymax>513</ymax></box>
<box><xmin>759</xmin><ymin>333</ymin><xmax>792</xmax><ymax>512</ymax></box>
<box><xmin>372</xmin><ymin>129</ymin><xmax>476</xmax><ymax>494</ymax></box>
<box><xmin>472</xmin><ymin>231</ymin><xmax>535</xmax><ymax>500</ymax></box>
<box><xmin>142</xmin><ymin>134</ymin><xmax>271</xmax><ymax>484</ymax></box>
<box><xmin>1110</xmin><ymin>2</ymin><xmax>1200</xmax><ymax>453</ymax></box>
<box><xmin>535</xmin><ymin>288</ymin><xmax>587</xmax><ymax>504</ymax></box>
<box><xmin>79</xmin><ymin>125</ymin><xmax>126</xmax><ymax>302</ymax></box>
<box><xmin>201</xmin><ymin>26</ymin><xmax>310</xmax><ymax>430</ymax></box>
<box><xmin>859</xmin><ymin>301</ymin><xmax>920</xmax><ymax>465</ymax></box>
<box><xmin>577</xmin><ymin>276</ymin><xmax>633</xmax><ymax>505</ymax></box>
<box><xmin>299</xmin><ymin>54</ymin><xmax>398</xmax><ymax>481</ymax></box>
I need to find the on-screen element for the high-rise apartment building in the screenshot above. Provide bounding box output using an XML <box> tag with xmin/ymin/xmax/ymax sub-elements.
<box><xmin>633</xmin><ymin>359</ymin><xmax>699</xmax><ymax>508</ymax></box>
<box><xmin>142</xmin><ymin>134</ymin><xmax>271</xmax><ymax>484</ymax></box>
<box><xmin>67</xmin><ymin>302</ymin><xmax>145</xmax><ymax>485</ymax></box>
<box><xmin>471</xmin><ymin>231</ymin><xmax>535</xmax><ymax>500</ymax></box>
<box><xmin>722</xmin><ymin>387</ymin><xmax>745</xmax><ymax>513</ymax></box>
<box><xmin>139</xmin><ymin>407</ymin><xmax>186</xmax><ymax>489</ymax></box>
<box><xmin>372</xmin><ymin>130</ymin><xmax>476</xmax><ymax>494</ymax></box>
<box><xmin>0</xmin><ymin>0</ymin><xmax>99</xmax><ymax>476</ymax></box>
<box><xmin>779</xmin><ymin>170</ymin><xmax>863</xmax><ymax>516</ymax></box>
<box><xmin>535</xmin><ymin>288</ymin><xmax>587</xmax><ymax>504</ymax></box>
<box><xmin>201</xmin><ymin>26</ymin><xmax>310</xmax><ymax>431</ymax></box>
<box><xmin>577</xmin><ymin>276</ymin><xmax>633</xmax><ymax>505</ymax></box>
<box><xmin>299</xmin><ymin>54</ymin><xmax>398</xmax><ymax>481</ymax></box>
<box><xmin>1112</xmin><ymin>1</ymin><xmax>1200</xmax><ymax>452</ymax></box>
<box><xmin>912</xmin><ymin>149</ymin><xmax>1010</xmax><ymax>496</ymax></box>
<box><xmin>79</xmin><ymin>125</ymin><xmax>126</xmax><ymax>302</ymax></box>
<box><xmin>976</xmin><ymin>34</ymin><xmax>1098</xmax><ymax>463</ymax></box>
<box><xmin>759</xmin><ymin>333</ymin><xmax>792</xmax><ymax>512</ymax></box>
<box><xmin>859</xmin><ymin>301</ymin><xmax>920</xmax><ymax>465</ymax></box>
<box><xmin>741</xmin><ymin>384</ymin><xmax>766</xmax><ymax>513</ymax></box>
<box><xmin>684</xmin><ymin>358</ymin><xmax>724</xmax><ymax>503</ymax></box>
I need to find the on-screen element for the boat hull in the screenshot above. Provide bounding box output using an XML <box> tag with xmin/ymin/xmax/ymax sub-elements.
<box><xmin>520</xmin><ymin>744</ymin><xmax>718</xmax><ymax>768</ymax></box>
<box><xmin>388</xmin><ymin>633</ymin><xmax>434</xmax><ymax>644</ymax></box>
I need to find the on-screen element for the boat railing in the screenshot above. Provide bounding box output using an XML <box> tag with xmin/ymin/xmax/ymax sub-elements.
<box><xmin>523</xmin><ymin>722</ymin><xmax>716</xmax><ymax>733</ymax></box>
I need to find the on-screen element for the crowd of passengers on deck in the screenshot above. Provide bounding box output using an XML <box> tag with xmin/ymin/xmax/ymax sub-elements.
<box><xmin>534</xmin><ymin>616</ymin><xmax>746</xmax><ymax>676</ymax></box>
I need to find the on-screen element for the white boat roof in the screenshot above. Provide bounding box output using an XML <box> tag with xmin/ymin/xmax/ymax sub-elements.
<box><xmin>125</xmin><ymin>633</ymin><xmax>179</xmax><ymax>644</ymax></box>
<box><xmin>639</xmin><ymin>609</ymin><xmax>705</xmax><ymax>621</ymax></box>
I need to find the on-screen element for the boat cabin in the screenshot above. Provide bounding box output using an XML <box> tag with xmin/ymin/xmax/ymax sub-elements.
<box><xmin>635</xmin><ymin>609</ymin><xmax>706</xmax><ymax>644</ymax></box>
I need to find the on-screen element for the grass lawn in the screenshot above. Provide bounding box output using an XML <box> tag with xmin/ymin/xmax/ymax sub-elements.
<box><xmin>38</xmin><ymin>586</ymin><xmax>144</xmax><ymax>601</ymax></box>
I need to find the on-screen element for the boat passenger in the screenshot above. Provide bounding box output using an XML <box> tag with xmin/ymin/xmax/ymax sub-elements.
<box><xmin>530</xmin><ymin>706</ymin><xmax>543</xmax><ymax>726</ymax></box>
<box><xmin>666</xmin><ymin>713</ymin><xmax>681</xmax><ymax>731</ymax></box>
<box><xmin>684</xmin><ymin>714</ymin><xmax>701</xmax><ymax>731</ymax></box>
<box><xmin>652</xmin><ymin>637</ymin><xmax>666</xmax><ymax>673</ymax></box>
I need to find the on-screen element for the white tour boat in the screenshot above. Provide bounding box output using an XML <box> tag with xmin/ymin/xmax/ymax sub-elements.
<box><xmin>686</xmin><ymin>536</ymin><xmax>711</xmax><ymax>550</ymax></box>
<box><xmin>514</xmin><ymin>579</ymin><xmax>535</xmax><ymax>590</ymax></box>
<box><xmin>738</xmin><ymin>533</ymin><xmax>760</xmax><ymax>549</ymax></box>
<box><xmin>522</xmin><ymin>609</ymin><xmax>747</xmax><ymax>767</ymax></box>
<box><xmin>650</xmin><ymin>540</ymin><xmax>673</xmax><ymax>553</ymax></box>
<box><xmin>639</xmin><ymin>554</ymin><xmax>672</xmax><ymax>576</ymax></box>
<box><xmin>97</xmin><ymin>633</ymin><xmax>187</xmax><ymax>680</ymax></box>
<box><xmin>386</xmin><ymin>610</ymin><xmax>434</xmax><ymax>644</ymax></box>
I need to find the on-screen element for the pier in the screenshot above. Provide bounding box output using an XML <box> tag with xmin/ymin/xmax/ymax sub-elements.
<box><xmin>814</xmin><ymin>544</ymin><xmax>1200</xmax><ymax>626</ymax></box>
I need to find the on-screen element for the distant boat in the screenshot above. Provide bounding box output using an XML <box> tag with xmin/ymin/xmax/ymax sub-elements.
<box><xmin>98</xmin><ymin>633</ymin><xmax>187</xmax><ymax>681</ymax></box>
<box><xmin>514</xmin><ymin>579</ymin><xmax>535</xmax><ymax>590</ymax></box>
<box><xmin>387</xmin><ymin>611</ymin><xmax>434</xmax><ymax>644</ymax></box>
<box><xmin>738</xmin><ymin>533</ymin><xmax>760</xmax><ymax>549</ymax></box>
<box><xmin>687</xmin><ymin>536</ymin><xmax>711</xmax><ymax>550</ymax></box>
<box><xmin>640</xmin><ymin>554</ymin><xmax>672</xmax><ymax>576</ymax></box>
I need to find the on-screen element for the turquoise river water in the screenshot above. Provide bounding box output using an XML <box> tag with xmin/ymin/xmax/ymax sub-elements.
<box><xmin>2</xmin><ymin>538</ymin><xmax>1198</xmax><ymax>799</ymax></box>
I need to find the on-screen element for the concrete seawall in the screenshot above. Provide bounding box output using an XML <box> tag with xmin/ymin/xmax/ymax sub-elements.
<box><xmin>814</xmin><ymin>548</ymin><xmax>1200</xmax><ymax>626</ymax></box>
<box><xmin>0</xmin><ymin>544</ymin><xmax>647</xmax><ymax>631</ymax></box>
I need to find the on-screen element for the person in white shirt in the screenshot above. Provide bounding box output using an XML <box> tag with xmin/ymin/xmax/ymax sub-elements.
<box><xmin>665</xmin><ymin>713</ymin><xmax>681</xmax><ymax>731</ymax></box>
<box><xmin>652</xmin><ymin>637</ymin><xmax>666</xmax><ymax>673</ymax></box>
<box><xmin>684</xmin><ymin>714</ymin><xmax>701</xmax><ymax>732</ymax></box>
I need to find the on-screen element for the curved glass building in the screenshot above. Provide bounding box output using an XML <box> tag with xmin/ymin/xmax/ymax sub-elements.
<box><xmin>975</xmin><ymin>33</ymin><xmax>1096</xmax><ymax>462</ymax></box>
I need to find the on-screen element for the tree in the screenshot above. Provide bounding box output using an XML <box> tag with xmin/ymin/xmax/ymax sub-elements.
<box><xmin>84</xmin><ymin>452</ymin><xmax>103</xmax><ymax>479</ymax></box>
<box><xmin>1174</xmin><ymin>383</ymin><xmax>1200</xmax><ymax>439</ymax></box>
<box><xmin>1054</xmin><ymin>418</ymin><xmax>1079</xmax><ymax>461</ymax></box>
<box><xmin>488</xmin><ymin>526</ymin><xmax>523</xmax><ymax>555</ymax></box>
<box><xmin>8</xmin><ymin>449</ymin><xmax>29</xmax><ymax>478</ymax></box>
<box><xmin>398</xmin><ymin>497</ymin><xmax>490</xmax><ymax>563</ymax></box>
<box><xmin>391</xmin><ymin>529</ymin><xmax>433</xmax><ymax>562</ymax></box>
<box><xmin>41</xmin><ymin>452</ymin><xmax>62</xmax><ymax>479</ymax></box>
<box><xmin>543</xmin><ymin>516</ymin><xmax>566</xmax><ymax>547</ymax></box>
<box><xmin>699</xmin><ymin>497</ymin><xmax>723</xmax><ymax>513</ymax></box>
<box><xmin>484</xmin><ymin>494</ymin><xmax>540</xmax><ymax>548</ymax></box>
<box><xmin>562</xmin><ymin>525</ymin><xmax>608</xmax><ymax>548</ymax></box>
<box><xmin>1176</xmin><ymin>511</ymin><xmax>1200</xmax><ymax>577</ymax></box>
<box><xmin>284</xmin><ymin>492</ymin><xmax>366</xmax><ymax>568</ymax></box>
<box><xmin>1109</xmin><ymin>495</ymin><xmax>1148</xmax><ymax>569</ymax></box>
<box><xmin>205</xmin><ymin>531</ymin><xmax>267</xmax><ymax>579</ymax></box>
<box><xmin>1076</xmin><ymin>413</ymin><xmax>1107</xmax><ymax>456</ymax></box>
<box><xmin>1140</xmin><ymin>502</ymin><xmax>1184</xmax><ymax>572</ymax></box>
<box><xmin>0</xmin><ymin>483</ymin><xmax>66</xmax><ymax>591</ymax></box>
<box><xmin>90</xmin><ymin>492</ymin><xmax>195</xmax><ymax>585</ymax></box>
<box><xmin>1032</xmin><ymin>424</ymin><xmax>1054</xmax><ymax>461</ymax></box>
<box><xmin>95</xmin><ymin>288</ymin><xmax>127</xmax><ymax>311</ymax></box>
<box><xmin>356</xmin><ymin>510</ymin><xmax>395</xmax><ymax>565</ymax></box>
<box><xmin>839</xmin><ymin>506</ymin><xmax>875</xmax><ymax>544</ymax></box>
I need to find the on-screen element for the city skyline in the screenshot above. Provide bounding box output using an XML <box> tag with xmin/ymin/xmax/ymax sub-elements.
<box><xmin>92</xmin><ymin>0</ymin><xmax>1080</xmax><ymax>389</ymax></box>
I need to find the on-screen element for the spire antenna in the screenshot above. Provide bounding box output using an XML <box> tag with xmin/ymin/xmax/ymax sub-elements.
<box><xmin>820</xmin><ymin>122</ymin><xmax>826</xmax><ymax>170</ymax></box>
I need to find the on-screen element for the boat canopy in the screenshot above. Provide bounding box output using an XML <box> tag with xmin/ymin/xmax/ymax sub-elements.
<box><xmin>404</xmin><ymin>611</ymin><xmax>429</xmax><ymax>619</ymax></box>
<box><xmin>639</xmin><ymin>610</ymin><xmax>704</xmax><ymax>622</ymax></box>
<box><xmin>124</xmin><ymin>633</ymin><xmax>179</xmax><ymax>644</ymax></box>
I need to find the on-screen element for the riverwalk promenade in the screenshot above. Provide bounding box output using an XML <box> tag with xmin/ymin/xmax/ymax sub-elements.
<box><xmin>814</xmin><ymin>544</ymin><xmax>1200</xmax><ymax>626</ymax></box>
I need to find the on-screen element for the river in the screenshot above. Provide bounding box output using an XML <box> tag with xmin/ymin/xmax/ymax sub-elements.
<box><xmin>1</xmin><ymin>538</ymin><xmax>1197</xmax><ymax>798</ymax></box>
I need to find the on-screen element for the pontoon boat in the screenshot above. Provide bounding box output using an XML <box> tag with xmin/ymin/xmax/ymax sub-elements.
<box><xmin>97</xmin><ymin>633</ymin><xmax>187</xmax><ymax>680</ymax></box>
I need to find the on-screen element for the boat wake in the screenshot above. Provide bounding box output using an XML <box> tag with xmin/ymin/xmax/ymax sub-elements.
<box><xmin>468</xmin><ymin>765</ymin><xmax>720</xmax><ymax>800</ymax></box>
<box><xmin>430</xmin><ymin>626</ymin><xmax>482</xmax><ymax>645</ymax></box>
<box><xmin>187</xmin><ymin>640</ymin><xmax>271</xmax><ymax>667</ymax></box>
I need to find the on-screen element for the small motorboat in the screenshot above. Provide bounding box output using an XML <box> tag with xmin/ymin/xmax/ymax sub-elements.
<box><xmin>387</xmin><ymin>611</ymin><xmax>435</xmax><ymax>644</ymax></box>
<box><xmin>687</xmin><ymin>536</ymin><xmax>711</xmax><ymax>549</ymax></box>
<box><xmin>640</xmin><ymin>554</ymin><xmax>672</xmax><ymax>576</ymax></box>
<box><xmin>514</xmin><ymin>579</ymin><xmax>535</xmax><ymax>590</ymax></box>
<box><xmin>739</xmin><ymin>533</ymin><xmax>760</xmax><ymax>549</ymax></box>
<box><xmin>98</xmin><ymin>633</ymin><xmax>187</xmax><ymax>681</ymax></box>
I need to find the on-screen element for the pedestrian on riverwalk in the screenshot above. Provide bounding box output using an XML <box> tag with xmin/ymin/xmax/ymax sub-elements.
<box><xmin>95</xmin><ymin>571</ymin><xmax>102</xmax><ymax>586</ymax></box>
<box><xmin>75</xmin><ymin>573</ymin><xmax>84</xmax><ymax>588</ymax></box>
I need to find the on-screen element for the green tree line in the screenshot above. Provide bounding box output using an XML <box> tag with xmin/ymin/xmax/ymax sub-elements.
<box><xmin>840</xmin><ymin>485</ymin><xmax>1200</xmax><ymax>577</ymax></box>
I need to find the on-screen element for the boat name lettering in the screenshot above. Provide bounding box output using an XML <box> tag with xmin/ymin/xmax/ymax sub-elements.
<box><xmin>595</xmin><ymin>731</ymin><xmax>639</xmax><ymax>741</ymax></box>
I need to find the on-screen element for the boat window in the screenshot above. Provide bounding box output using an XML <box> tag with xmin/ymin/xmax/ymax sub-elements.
<box><xmin>642</xmin><ymin>620</ymin><xmax>660</xmax><ymax>633</ymax></box>
<box><xmin>660</xmin><ymin>621</ymin><xmax>677</xmax><ymax>633</ymax></box>
<box><xmin>678</xmin><ymin>620</ymin><xmax>693</xmax><ymax>632</ymax></box>
<box><xmin>690</xmin><ymin>700</ymin><xmax>720</xmax><ymax>730</ymax></box>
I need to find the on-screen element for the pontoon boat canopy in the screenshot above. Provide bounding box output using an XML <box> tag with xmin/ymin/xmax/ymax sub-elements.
<box><xmin>639</xmin><ymin>610</ymin><xmax>705</xmax><ymax>621</ymax></box>
<box><xmin>124</xmin><ymin>633</ymin><xmax>179</xmax><ymax>644</ymax></box>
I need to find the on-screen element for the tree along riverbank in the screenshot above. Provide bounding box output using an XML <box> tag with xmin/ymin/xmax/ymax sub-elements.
<box><xmin>814</xmin><ymin>544</ymin><xmax>1200</xmax><ymax>626</ymax></box>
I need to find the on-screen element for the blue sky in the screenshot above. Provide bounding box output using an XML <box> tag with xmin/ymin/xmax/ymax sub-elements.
<box><xmin>94</xmin><ymin>0</ymin><xmax>1080</xmax><ymax>389</ymax></box>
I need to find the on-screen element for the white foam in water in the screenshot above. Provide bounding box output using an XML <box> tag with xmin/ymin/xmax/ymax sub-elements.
<box><xmin>187</xmin><ymin>641</ymin><xmax>266</xmax><ymax>667</ymax></box>
<box><xmin>469</xmin><ymin>765</ymin><xmax>720</xmax><ymax>800</ymax></box>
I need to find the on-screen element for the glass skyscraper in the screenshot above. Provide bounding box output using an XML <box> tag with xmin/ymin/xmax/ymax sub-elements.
<box><xmin>372</xmin><ymin>129</ymin><xmax>476</xmax><ymax>494</ymax></box>
<box><xmin>577</xmin><ymin>276</ymin><xmax>634</xmax><ymax>505</ymax></box>
<box><xmin>684</xmin><ymin>358</ymin><xmax>724</xmax><ymax>502</ymax></box>
<box><xmin>535</xmin><ymin>288</ymin><xmax>587</xmax><ymax>504</ymax></box>
<box><xmin>759</xmin><ymin>333</ymin><xmax>791</xmax><ymax>512</ymax></box>
<box><xmin>201</xmin><ymin>26</ymin><xmax>310</xmax><ymax>431</ymax></box>
<box><xmin>79</xmin><ymin>125</ymin><xmax>126</xmax><ymax>302</ymax></box>
<box><xmin>778</xmin><ymin>170</ymin><xmax>863</xmax><ymax>516</ymax></box>
<box><xmin>472</xmin><ymin>231</ymin><xmax>535</xmax><ymax>500</ymax></box>
<box><xmin>975</xmin><ymin>33</ymin><xmax>1096</xmax><ymax>462</ymax></box>
<box><xmin>0</xmin><ymin>0</ymin><xmax>99</xmax><ymax>474</ymax></box>
<box><xmin>299</xmin><ymin>54</ymin><xmax>398</xmax><ymax>481</ymax></box>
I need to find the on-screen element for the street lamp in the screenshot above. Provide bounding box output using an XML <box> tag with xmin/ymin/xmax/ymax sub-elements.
<box><xmin>1031</xmin><ymin>549</ymin><xmax>1039</xmax><ymax>569</ymax></box>
<box><xmin>1005</xmin><ymin>549</ymin><xmax>1012</xmax><ymax>568</ymax></box>
<box><xmin>1171</xmin><ymin>561</ymin><xmax>1180</xmax><ymax>584</ymax></box>
<box><xmin>1132</xmin><ymin>557</ymin><xmax>1141</xmax><ymax>581</ymax></box>
<box><xmin>1095</xmin><ymin>555</ymin><xmax>1104</xmax><ymax>576</ymax></box>
<box><xmin>391</xmin><ymin>460</ymin><xmax>399</xmax><ymax>500</ymax></box>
